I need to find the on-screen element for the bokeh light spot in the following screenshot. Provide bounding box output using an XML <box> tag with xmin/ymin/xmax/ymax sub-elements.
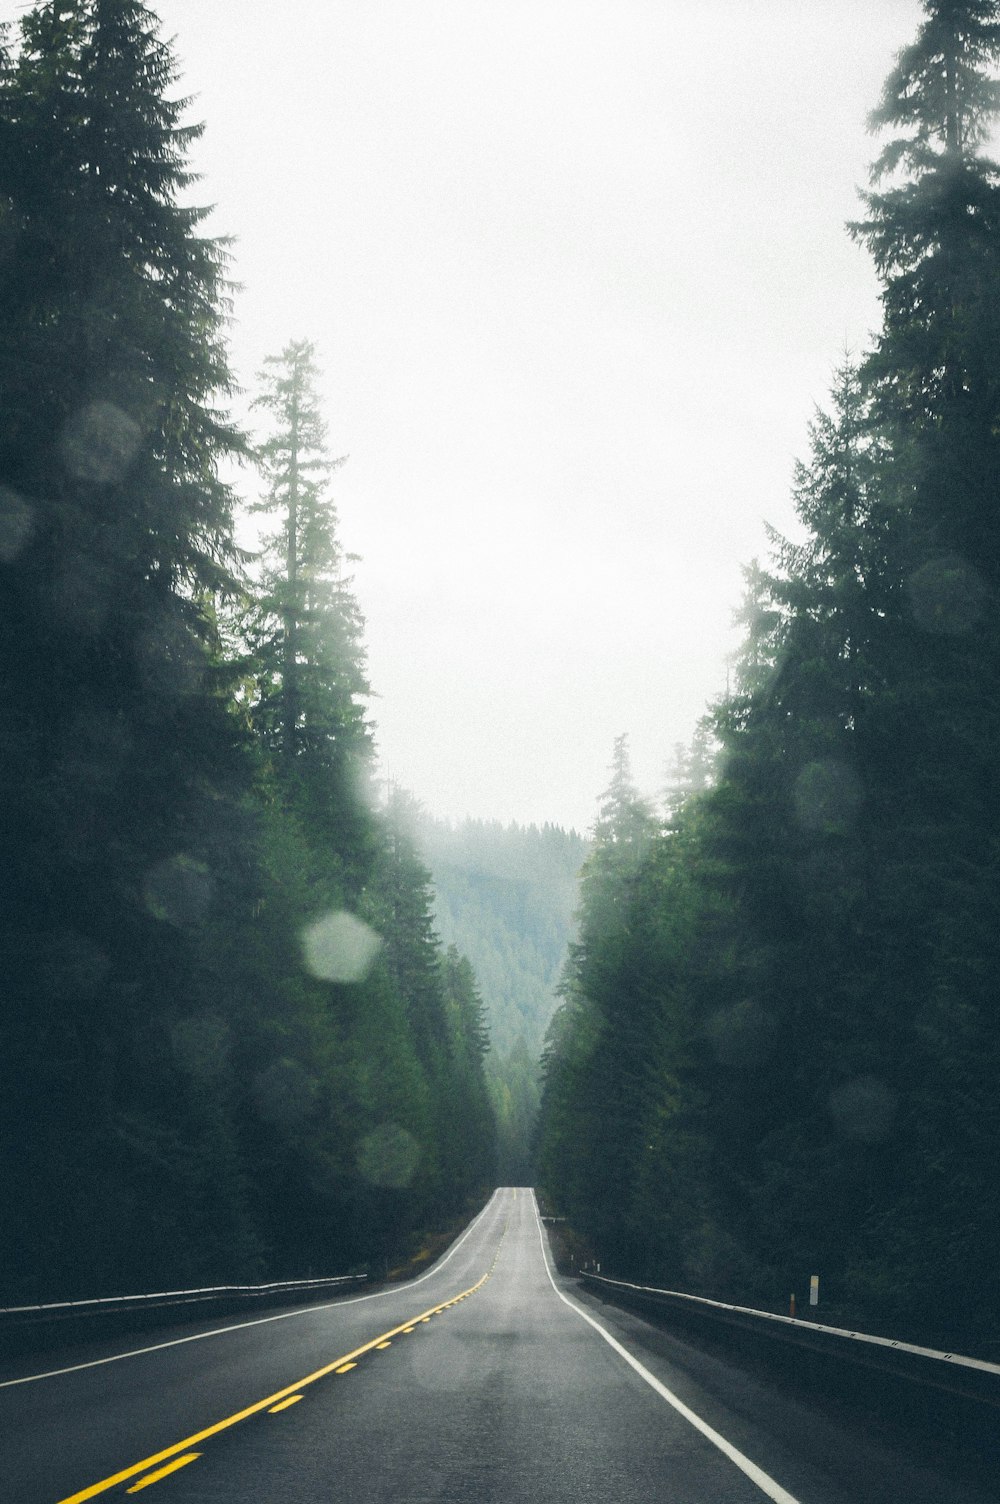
<box><xmin>60</xmin><ymin>401</ymin><xmax>141</xmax><ymax>485</ymax></box>
<box><xmin>356</xmin><ymin>1123</ymin><xmax>421</xmax><ymax>1189</ymax></box>
<box><xmin>412</xmin><ymin>1329</ymin><xmax>473</xmax><ymax>1391</ymax></box>
<box><xmin>134</xmin><ymin>616</ymin><xmax>203</xmax><ymax>698</ymax></box>
<box><xmin>829</xmin><ymin>1075</ymin><xmax>898</xmax><ymax>1143</ymax></box>
<box><xmin>302</xmin><ymin>910</ymin><xmax>382</xmax><ymax>983</ymax></box>
<box><xmin>40</xmin><ymin>931</ymin><xmax>110</xmax><ymax>1002</ymax></box>
<box><xmin>0</xmin><ymin>486</ymin><xmax>33</xmax><ymax>561</ymax></box>
<box><xmin>706</xmin><ymin>999</ymin><xmax>778</xmax><ymax>1069</ymax></box>
<box><xmin>143</xmin><ymin>855</ymin><xmax>215</xmax><ymax>928</ymax></box>
<box><xmin>170</xmin><ymin>1013</ymin><xmax>231</xmax><ymax>1079</ymax></box>
<box><xmin>793</xmin><ymin>759</ymin><xmax>862</xmax><ymax>835</ymax></box>
<box><xmin>907</xmin><ymin>554</ymin><xmax>989</xmax><ymax>635</ymax></box>
<box><xmin>252</xmin><ymin>1058</ymin><xmax>317</xmax><ymax>1128</ymax></box>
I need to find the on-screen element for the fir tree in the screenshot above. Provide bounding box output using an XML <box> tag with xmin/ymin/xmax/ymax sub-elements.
<box><xmin>245</xmin><ymin>340</ymin><xmax>372</xmax><ymax>853</ymax></box>
<box><xmin>0</xmin><ymin>0</ymin><xmax>254</xmax><ymax>1298</ymax></box>
<box><xmin>852</xmin><ymin>0</ymin><xmax>1000</xmax><ymax>574</ymax></box>
<box><xmin>845</xmin><ymin>0</ymin><xmax>1000</xmax><ymax>1338</ymax></box>
<box><xmin>541</xmin><ymin>6</ymin><xmax>1000</xmax><ymax>1346</ymax></box>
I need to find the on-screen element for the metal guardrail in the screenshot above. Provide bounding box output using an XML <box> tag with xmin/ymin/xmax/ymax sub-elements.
<box><xmin>578</xmin><ymin>1272</ymin><xmax>1000</xmax><ymax>1486</ymax></box>
<box><xmin>578</xmin><ymin>1271</ymin><xmax>1000</xmax><ymax>1411</ymax></box>
<box><xmin>0</xmin><ymin>1273</ymin><xmax>369</xmax><ymax>1341</ymax></box>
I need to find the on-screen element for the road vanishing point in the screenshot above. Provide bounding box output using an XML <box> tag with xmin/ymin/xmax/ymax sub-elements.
<box><xmin>1</xmin><ymin>1189</ymin><xmax>992</xmax><ymax>1503</ymax></box>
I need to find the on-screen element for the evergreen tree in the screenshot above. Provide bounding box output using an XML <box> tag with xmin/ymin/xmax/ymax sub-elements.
<box><xmin>245</xmin><ymin>339</ymin><xmax>372</xmax><ymax>862</ymax></box>
<box><xmin>419</xmin><ymin>814</ymin><xmax>587</xmax><ymax>1181</ymax></box>
<box><xmin>538</xmin><ymin>738</ymin><xmax>662</xmax><ymax>1265</ymax></box>
<box><xmin>853</xmin><ymin>0</ymin><xmax>1000</xmax><ymax>575</ymax></box>
<box><xmin>844</xmin><ymin>0</ymin><xmax>1000</xmax><ymax>1336</ymax></box>
<box><xmin>0</xmin><ymin>4</ymin><xmax>495</xmax><ymax>1304</ymax></box>
<box><xmin>0</xmin><ymin>0</ymin><xmax>255</xmax><ymax>1298</ymax></box>
<box><xmin>663</xmin><ymin>719</ymin><xmax>717</xmax><ymax>819</ymax></box>
<box><xmin>540</xmin><ymin>4</ymin><xmax>1000</xmax><ymax>1349</ymax></box>
<box><xmin>365</xmin><ymin>790</ymin><xmax>495</xmax><ymax>1217</ymax></box>
<box><xmin>578</xmin><ymin>734</ymin><xmax>658</xmax><ymax>969</ymax></box>
<box><xmin>440</xmin><ymin>946</ymin><xmax>495</xmax><ymax>1189</ymax></box>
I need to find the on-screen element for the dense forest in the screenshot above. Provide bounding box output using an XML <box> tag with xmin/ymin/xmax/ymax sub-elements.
<box><xmin>418</xmin><ymin>816</ymin><xmax>588</xmax><ymax>1182</ymax></box>
<box><xmin>0</xmin><ymin>1</ymin><xmax>494</xmax><ymax>1302</ymax></box>
<box><xmin>538</xmin><ymin>0</ymin><xmax>1000</xmax><ymax>1357</ymax></box>
<box><xmin>6</xmin><ymin>0</ymin><xmax>1000</xmax><ymax>1366</ymax></box>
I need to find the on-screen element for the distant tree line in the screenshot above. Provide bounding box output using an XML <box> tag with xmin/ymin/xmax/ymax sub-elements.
<box><xmin>419</xmin><ymin>816</ymin><xmax>589</xmax><ymax>1182</ymax></box>
<box><xmin>537</xmin><ymin>0</ymin><xmax>1000</xmax><ymax>1355</ymax></box>
<box><xmin>0</xmin><ymin>0</ymin><xmax>493</xmax><ymax>1302</ymax></box>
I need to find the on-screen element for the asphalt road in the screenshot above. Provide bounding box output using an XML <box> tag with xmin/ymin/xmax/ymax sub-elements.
<box><xmin>2</xmin><ymin>1188</ymin><xmax>995</xmax><ymax>1503</ymax></box>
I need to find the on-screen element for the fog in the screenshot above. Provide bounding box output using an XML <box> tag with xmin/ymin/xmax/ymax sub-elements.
<box><xmin>154</xmin><ymin>0</ymin><xmax>924</xmax><ymax>831</ymax></box>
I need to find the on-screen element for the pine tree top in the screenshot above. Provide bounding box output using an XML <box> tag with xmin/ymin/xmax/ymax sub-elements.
<box><xmin>868</xmin><ymin>0</ymin><xmax>1000</xmax><ymax>177</ymax></box>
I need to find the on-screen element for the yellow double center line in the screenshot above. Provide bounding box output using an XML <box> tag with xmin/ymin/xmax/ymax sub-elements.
<box><xmin>56</xmin><ymin>1271</ymin><xmax>491</xmax><ymax>1504</ymax></box>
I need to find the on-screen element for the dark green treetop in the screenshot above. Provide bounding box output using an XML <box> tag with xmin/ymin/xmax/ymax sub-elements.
<box><xmin>1</xmin><ymin>0</ymin><xmax>244</xmax><ymax>595</ymax></box>
<box><xmin>0</xmin><ymin>0</ymin><xmax>255</xmax><ymax>1300</ymax></box>
<box><xmin>867</xmin><ymin>0</ymin><xmax>1000</xmax><ymax>172</ymax></box>
<box><xmin>853</xmin><ymin>0</ymin><xmax>1000</xmax><ymax>572</ymax></box>
<box><xmin>244</xmin><ymin>339</ymin><xmax>372</xmax><ymax>855</ymax></box>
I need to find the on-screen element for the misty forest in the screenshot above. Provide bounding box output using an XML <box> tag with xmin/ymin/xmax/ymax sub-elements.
<box><xmin>3</xmin><ymin>0</ymin><xmax>1000</xmax><ymax>1366</ymax></box>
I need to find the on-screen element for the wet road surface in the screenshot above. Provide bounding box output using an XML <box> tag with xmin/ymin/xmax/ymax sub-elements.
<box><xmin>2</xmin><ymin>1189</ymin><xmax>994</xmax><ymax>1503</ymax></box>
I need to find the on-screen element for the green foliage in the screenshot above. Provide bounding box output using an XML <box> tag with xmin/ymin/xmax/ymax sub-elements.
<box><xmin>539</xmin><ymin>4</ymin><xmax>1000</xmax><ymax>1354</ymax></box>
<box><xmin>421</xmin><ymin>816</ymin><xmax>587</xmax><ymax>1056</ymax></box>
<box><xmin>852</xmin><ymin>0</ymin><xmax>1000</xmax><ymax>576</ymax></box>
<box><xmin>0</xmin><ymin>0</ymin><xmax>258</xmax><ymax>1298</ymax></box>
<box><xmin>417</xmin><ymin>814</ymin><xmax>588</xmax><ymax>1181</ymax></box>
<box><xmin>0</xmin><ymin>3</ymin><xmax>494</xmax><ymax>1303</ymax></box>
<box><xmin>245</xmin><ymin>340</ymin><xmax>369</xmax><ymax>776</ymax></box>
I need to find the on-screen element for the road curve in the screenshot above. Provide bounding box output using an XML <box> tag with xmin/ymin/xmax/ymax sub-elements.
<box><xmin>1</xmin><ymin>1189</ymin><xmax>992</xmax><ymax>1503</ymax></box>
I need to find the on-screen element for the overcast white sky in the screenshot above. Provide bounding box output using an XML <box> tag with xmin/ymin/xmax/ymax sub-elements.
<box><xmin>147</xmin><ymin>0</ymin><xmax>923</xmax><ymax>834</ymax></box>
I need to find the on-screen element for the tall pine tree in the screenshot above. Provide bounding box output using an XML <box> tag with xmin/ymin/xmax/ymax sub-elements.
<box><xmin>244</xmin><ymin>339</ymin><xmax>372</xmax><ymax>867</ymax></box>
<box><xmin>0</xmin><ymin>0</ymin><xmax>256</xmax><ymax>1298</ymax></box>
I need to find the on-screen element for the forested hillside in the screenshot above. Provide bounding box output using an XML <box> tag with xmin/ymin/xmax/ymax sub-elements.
<box><xmin>7</xmin><ymin>0</ymin><xmax>1000</xmax><ymax>1368</ymax></box>
<box><xmin>538</xmin><ymin>0</ymin><xmax>1000</xmax><ymax>1358</ymax></box>
<box><xmin>418</xmin><ymin>817</ymin><xmax>588</xmax><ymax>1181</ymax></box>
<box><xmin>0</xmin><ymin>1</ymin><xmax>493</xmax><ymax>1303</ymax></box>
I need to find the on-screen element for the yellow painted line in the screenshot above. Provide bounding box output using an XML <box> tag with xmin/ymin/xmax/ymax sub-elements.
<box><xmin>335</xmin><ymin>1362</ymin><xmax>357</xmax><ymax>1374</ymax></box>
<box><xmin>125</xmin><ymin>1455</ymin><xmax>200</xmax><ymax>1493</ymax></box>
<box><xmin>4</xmin><ymin>1193</ymin><xmax>506</xmax><ymax>1396</ymax></box>
<box><xmin>376</xmin><ymin>1341</ymin><xmax>392</xmax><ymax>1350</ymax></box>
<box><xmin>268</xmin><ymin>1395</ymin><xmax>303</xmax><ymax>1413</ymax></box>
<box><xmin>55</xmin><ymin>1272</ymin><xmax>490</xmax><ymax>1504</ymax></box>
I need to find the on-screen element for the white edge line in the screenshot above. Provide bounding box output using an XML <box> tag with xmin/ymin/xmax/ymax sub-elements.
<box><xmin>530</xmin><ymin>1194</ymin><xmax>802</xmax><ymax>1504</ymax></box>
<box><xmin>586</xmin><ymin>1274</ymin><xmax>1000</xmax><ymax>1376</ymax></box>
<box><xmin>0</xmin><ymin>1190</ymin><xmax>503</xmax><ymax>1389</ymax></box>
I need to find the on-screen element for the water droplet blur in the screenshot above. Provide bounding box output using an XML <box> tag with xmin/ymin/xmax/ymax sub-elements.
<box><xmin>0</xmin><ymin>198</ymin><xmax>19</xmax><ymax>270</ymax></box>
<box><xmin>793</xmin><ymin>759</ymin><xmax>862</xmax><ymax>835</ymax></box>
<box><xmin>706</xmin><ymin>999</ymin><xmax>778</xmax><ymax>1069</ymax></box>
<box><xmin>907</xmin><ymin>554</ymin><xmax>989</xmax><ymax>635</ymax></box>
<box><xmin>170</xmin><ymin>1013</ymin><xmax>231</xmax><ymax>1079</ymax></box>
<box><xmin>0</xmin><ymin>486</ymin><xmax>33</xmax><ymax>561</ymax></box>
<box><xmin>134</xmin><ymin>615</ymin><xmax>203</xmax><ymax>698</ymax></box>
<box><xmin>302</xmin><ymin>910</ymin><xmax>382</xmax><ymax>983</ymax></box>
<box><xmin>51</xmin><ymin>552</ymin><xmax>113</xmax><ymax>634</ymax></box>
<box><xmin>829</xmin><ymin>1075</ymin><xmax>898</xmax><ymax>1143</ymax></box>
<box><xmin>60</xmin><ymin>709</ymin><xmax>133</xmax><ymax>787</ymax></box>
<box><xmin>59</xmin><ymin>401</ymin><xmax>141</xmax><ymax>485</ymax></box>
<box><xmin>412</xmin><ymin>1329</ymin><xmax>473</xmax><ymax>1391</ymax></box>
<box><xmin>796</xmin><ymin>844</ymin><xmax>851</xmax><ymax>900</ymax></box>
<box><xmin>356</xmin><ymin>1123</ymin><xmax>421</xmax><ymax>1189</ymax></box>
<box><xmin>39</xmin><ymin>931</ymin><xmax>110</xmax><ymax>1002</ymax></box>
<box><xmin>252</xmin><ymin>1058</ymin><xmax>317</xmax><ymax>1128</ymax></box>
<box><xmin>143</xmin><ymin>855</ymin><xmax>215</xmax><ymax>928</ymax></box>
